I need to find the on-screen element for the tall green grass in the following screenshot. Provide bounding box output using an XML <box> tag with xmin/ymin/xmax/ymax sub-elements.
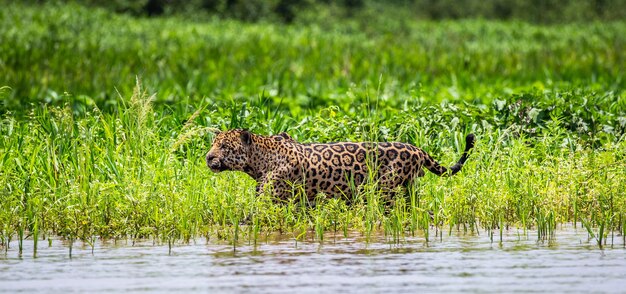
<box><xmin>0</xmin><ymin>3</ymin><xmax>625</xmax><ymax>252</ymax></box>
<box><xmin>1</xmin><ymin>3</ymin><xmax>625</xmax><ymax>114</ymax></box>
<box><xmin>1</xmin><ymin>80</ymin><xmax>625</xmax><ymax>253</ymax></box>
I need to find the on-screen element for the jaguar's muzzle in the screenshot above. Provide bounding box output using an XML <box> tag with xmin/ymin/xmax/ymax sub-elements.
<box><xmin>206</xmin><ymin>154</ymin><xmax>227</xmax><ymax>172</ymax></box>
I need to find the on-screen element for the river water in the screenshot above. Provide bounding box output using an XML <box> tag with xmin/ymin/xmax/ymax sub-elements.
<box><xmin>1</xmin><ymin>226</ymin><xmax>625</xmax><ymax>293</ymax></box>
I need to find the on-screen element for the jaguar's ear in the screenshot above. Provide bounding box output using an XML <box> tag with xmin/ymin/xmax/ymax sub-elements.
<box><xmin>278</xmin><ymin>132</ymin><xmax>292</xmax><ymax>140</ymax></box>
<box><xmin>240</xmin><ymin>130</ymin><xmax>252</xmax><ymax>145</ymax></box>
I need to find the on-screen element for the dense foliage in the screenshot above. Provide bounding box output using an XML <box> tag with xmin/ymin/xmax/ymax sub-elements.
<box><xmin>18</xmin><ymin>0</ymin><xmax>626</xmax><ymax>23</ymax></box>
<box><xmin>0</xmin><ymin>3</ymin><xmax>625</xmax><ymax>251</ymax></box>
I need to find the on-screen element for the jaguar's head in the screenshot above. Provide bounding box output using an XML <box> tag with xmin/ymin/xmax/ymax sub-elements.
<box><xmin>205</xmin><ymin>129</ymin><xmax>254</xmax><ymax>173</ymax></box>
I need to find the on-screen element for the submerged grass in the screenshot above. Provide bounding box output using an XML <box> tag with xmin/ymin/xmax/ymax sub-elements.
<box><xmin>0</xmin><ymin>3</ymin><xmax>625</xmax><ymax>252</ymax></box>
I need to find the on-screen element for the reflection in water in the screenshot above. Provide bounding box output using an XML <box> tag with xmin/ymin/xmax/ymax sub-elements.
<box><xmin>1</xmin><ymin>226</ymin><xmax>625</xmax><ymax>293</ymax></box>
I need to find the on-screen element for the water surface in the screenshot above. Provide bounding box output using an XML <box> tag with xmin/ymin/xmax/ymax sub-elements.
<box><xmin>1</xmin><ymin>226</ymin><xmax>625</xmax><ymax>293</ymax></box>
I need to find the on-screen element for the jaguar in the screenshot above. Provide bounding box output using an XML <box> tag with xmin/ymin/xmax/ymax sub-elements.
<box><xmin>206</xmin><ymin>129</ymin><xmax>475</xmax><ymax>201</ymax></box>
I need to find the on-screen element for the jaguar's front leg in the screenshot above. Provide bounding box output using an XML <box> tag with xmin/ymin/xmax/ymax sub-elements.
<box><xmin>244</xmin><ymin>175</ymin><xmax>282</xmax><ymax>225</ymax></box>
<box><xmin>255</xmin><ymin>170</ymin><xmax>292</xmax><ymax>202</ymax></box>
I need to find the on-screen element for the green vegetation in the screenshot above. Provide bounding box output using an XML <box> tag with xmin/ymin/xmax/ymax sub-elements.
<box><xmin>2</xmin><ymin>3</ymin><xmax>625</xmax><ymax>114</ymax></box>
<box><xmin>22</xmin><ymin>0</ymin><xmax>626</xmax><ymax>23</ymax></box>
<box><xmin>0</xmin><ymin>3</ymin><xmax>625</xmax><ymax>253</ymax></box>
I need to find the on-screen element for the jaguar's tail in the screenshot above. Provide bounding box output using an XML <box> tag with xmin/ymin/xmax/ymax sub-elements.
<box><xmin>424</xmin><ymin>134</ymin><xmax>476</xmax><ymax>176</ymax></box>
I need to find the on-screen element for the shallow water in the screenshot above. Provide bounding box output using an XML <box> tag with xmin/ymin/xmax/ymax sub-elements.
<box><xmin>1</xmin><ymin>226</ymin><xmax>625</xmax><ymax>293</ymax></box>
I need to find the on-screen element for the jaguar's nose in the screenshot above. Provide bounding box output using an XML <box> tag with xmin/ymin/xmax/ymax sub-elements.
<box><xmin>206</xmin><ymin>153</ymin><xmax>216</xmax><ymax>167</ymax></box>
<box><xmin>206</xmin><ymin>153</ymin><xmax>222</xmax><ymax>171</ymax></box>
